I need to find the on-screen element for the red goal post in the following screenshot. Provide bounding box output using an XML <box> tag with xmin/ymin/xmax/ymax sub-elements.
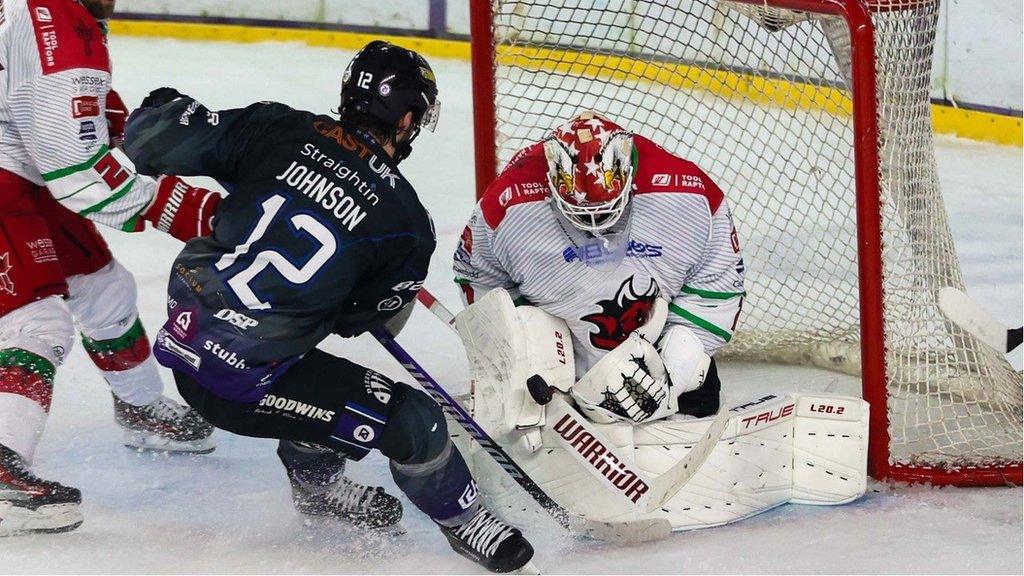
<box><xmin>468</xmin><ymin>0</ymin><xmax>1023</xmax><ymax>487</ymax></box>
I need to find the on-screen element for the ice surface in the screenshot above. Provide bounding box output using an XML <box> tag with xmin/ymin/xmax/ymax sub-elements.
<box><xmin>1</xmin><ymin>37</ymin><xmax>1020</xmax><ymax>574</ymax></box>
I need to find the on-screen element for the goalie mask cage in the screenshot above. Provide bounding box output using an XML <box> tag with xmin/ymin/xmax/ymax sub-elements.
<box><xmin>469</xmin><ymin>0</ymin><xmax>1022</xmax><ymax>486</ymax></box>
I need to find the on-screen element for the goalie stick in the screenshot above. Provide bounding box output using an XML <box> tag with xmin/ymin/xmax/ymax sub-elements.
<box><xmin>938</xmin><ymin>287</ymin><xmax>1023</xmax><ymax>354</ymax></box>
<box><xmin>371</xmin><ymin>328</ymin><xmax>671</xmax><ymax>544</ymax></box>
<box><xmin>412</xmin><ymin>289</ymin><xmax>730</xmax><ymax>514</ymax></box>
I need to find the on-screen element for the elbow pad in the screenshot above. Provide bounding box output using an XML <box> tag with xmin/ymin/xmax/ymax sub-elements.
<box><xmin>657</xmin><ymin>325</ymin><xmax>711</xmax><ymax>394</ymax></box>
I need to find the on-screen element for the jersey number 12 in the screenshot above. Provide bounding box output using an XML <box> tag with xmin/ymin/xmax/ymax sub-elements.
<box><xmin>214</xmin><ymin>194</ymin><xmax>336</xmax><ymax>310</ymax></box>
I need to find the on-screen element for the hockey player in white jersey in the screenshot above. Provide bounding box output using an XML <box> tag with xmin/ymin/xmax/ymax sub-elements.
<box><xmin>0</xmin><ymin>0</ymin><xmax>220</xmax><ymax>536</ymax></box>
<box><xmin>454</xmin><ymin>111</ymin><xmax>744</xmax><ymax>424</ymax></box>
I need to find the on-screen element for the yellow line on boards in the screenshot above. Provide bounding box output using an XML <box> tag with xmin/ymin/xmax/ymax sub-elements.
<box><xmin>108</xmin><ymin>19</ymin><xmax>1022</xmax><ymax>147</ymax></box>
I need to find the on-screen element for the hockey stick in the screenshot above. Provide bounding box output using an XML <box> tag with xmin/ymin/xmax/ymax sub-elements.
<box><xmin>414</xmin><ymin>288</ymin><xmax>730</xmax><ymax>514</ymax></box>
<box><xmin>938</xmin><ymin>287</ymin><xmax>1023</xmax><ymax>354</ymax></box>
<box><xmin>371</xmin><ymin>327</ymin><xmax>671</xmax><ymax>544</ymax></box>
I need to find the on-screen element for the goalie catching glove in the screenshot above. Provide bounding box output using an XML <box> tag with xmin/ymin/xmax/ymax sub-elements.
<box><xmin>573</xmin><ymin>325</ymin><xmax>712</xmax><ymax>425</ymax></box>
<box><xmin>573</xmin><ymin>332</ymin><xmax>675</xmax><ymax>424</ymax></box>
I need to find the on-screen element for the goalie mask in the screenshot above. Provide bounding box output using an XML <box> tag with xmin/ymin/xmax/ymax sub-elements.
<box><xmin>544</xmin><ymin>112</ymin><xmax>636</xmax><ymax>233</ymax></box>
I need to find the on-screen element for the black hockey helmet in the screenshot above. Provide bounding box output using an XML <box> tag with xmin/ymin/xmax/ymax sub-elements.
<box><xmin>339</xmin><ymin>40</ymin><xmax>440</xmax><ymax>162</ymax></box>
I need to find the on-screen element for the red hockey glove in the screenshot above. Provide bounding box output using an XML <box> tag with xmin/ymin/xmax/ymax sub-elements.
<box><xmin>139</xmin><ymin>176</ymin><xmax>221</xmax><ymax>242</ymax></box>
<box><xmin>106</xmin><ymin>89</ymin><xmax>128</xmax><ymax>148</ymax></box>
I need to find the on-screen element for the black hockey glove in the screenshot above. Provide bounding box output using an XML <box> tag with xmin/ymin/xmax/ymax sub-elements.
<box><xmin>139</xmin><ymin>87</ymin><xmax>188</xmax><ymax>109</ymax></box>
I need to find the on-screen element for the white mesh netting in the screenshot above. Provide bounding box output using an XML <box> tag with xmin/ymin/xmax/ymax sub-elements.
<box><xmin>481</xmin><ymin>0</ymin><xmax>1022</xmax><ymax>477</ymax></box>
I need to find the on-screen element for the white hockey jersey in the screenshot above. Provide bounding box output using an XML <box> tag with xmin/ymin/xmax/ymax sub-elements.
<box><xmin>0</xmin><ymin>0</ymin><xmax>154</xmax><ymax>229</ymax></box>
<box><xmin>453</xmin><ymin>136</ymin><xmax>745</xmax><ymax>375</ymax></box>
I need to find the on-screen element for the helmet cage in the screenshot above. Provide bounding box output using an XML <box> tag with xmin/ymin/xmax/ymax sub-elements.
<box><xmin>544</xmin><ymin>129</ymin><xmax>635</xmax><ymax>233</ymax></box>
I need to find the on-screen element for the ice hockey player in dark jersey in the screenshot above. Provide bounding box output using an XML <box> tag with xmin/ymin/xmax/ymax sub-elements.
<box><xmin>121</xmin><ymin>41</ymin><xmax>534</xmax><ymax>573</ymax></box>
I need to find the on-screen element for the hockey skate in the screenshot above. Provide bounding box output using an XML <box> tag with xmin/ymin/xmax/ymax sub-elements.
<box><xmin>439</xmin><ymin>508</ymin><xmax>537</xmax><ymax>574</ymax></box>
<box><xmin>0</xmin><ymin>444</ymin><xmax>83</xmax><ymax>536</ymax></box>
<box><xmin>113</xmin><ymin>394</ymin><xmax>215</xmax><ymax>454</ymax></box>
<box><xmin>279</xmin><ymin>441</ymin><xmax>403</xmax><ymax>530</ymax></box>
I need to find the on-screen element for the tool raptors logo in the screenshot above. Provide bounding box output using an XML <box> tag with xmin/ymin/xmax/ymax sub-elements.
<box><xmin>581</xmin><ymin>276</ymin><xmax>659</xmax><ymax>350</ymax></box>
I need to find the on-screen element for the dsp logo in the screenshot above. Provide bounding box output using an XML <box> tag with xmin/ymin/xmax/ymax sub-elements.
<box><xmin>214</xmin><ymin>308</ymin><xmax>259</xmax><ymax>330</ymax></box>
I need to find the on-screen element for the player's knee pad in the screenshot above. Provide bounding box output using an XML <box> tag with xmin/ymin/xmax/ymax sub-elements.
<box><xmin>0</xmin><ymin>296</ymin><xmax>75</xmax><ymax>369</ymax></box>
<box><xmin>67</xmin><ymin>260</ymin><xmax>151</xmax><ymax>371</ymax></box>
<box><xmin>379</xmin><ymin>384</ymin><xmax>450</xmax><ymax>465</ymax></box>
<box><xmin>0</xmin><ymin>295</ymin><xmax>68</xmax><ymax>460</ymax></box>
<box><xmin>66</xmin><ymin>259</ymin><xmax>140</xmax><ymax>341</ymax></box>
<box><xmin>384</xmin><ymin>386</ymin><xmax>479</xmax><ymax>524</ymax></box>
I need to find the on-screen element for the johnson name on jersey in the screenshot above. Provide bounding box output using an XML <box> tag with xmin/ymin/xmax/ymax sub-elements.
<box><xmin>0</xmin><ymin>0</ymin><xmax>156</xmax><ymax>229</ymax></box>
<box><xmin>454</xmin><ymin>136</ymin><xmax>745</xmax><ymax>375</ymax></box>
<box><xmin>124</xmin><ymin>97</ymin><xmax>436</xmax><ymax>402</ymax></box>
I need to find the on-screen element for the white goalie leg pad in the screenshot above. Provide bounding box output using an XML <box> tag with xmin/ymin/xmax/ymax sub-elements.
<box><xmin>790</xmin><ymin>394</ymin><xmax>869</xmax><ymax>504</ymax></box>
<box><xmin>461</xmin><ymin>391</ymin><xmax>868</xmax><ymax>531</ymax></box>
<box><xmin>455</xmin><ymin>288</ymin><xmax>575</xmax><ymax>449</ymax></box>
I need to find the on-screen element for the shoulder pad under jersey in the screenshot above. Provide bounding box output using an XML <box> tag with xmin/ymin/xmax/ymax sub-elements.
<box><xmin>26</xmin><ymin>0</ymin><xmax>110</xmax><ymax>76</ymax></box>
<box><xmin>479</xmin><ymin>142</ymin><xmax>551</xmax><ymax>229</ymax></box>
<box><xmin>632</xmin><ymin>136</ymin><xmax>724</xmax><ymax>215</ymax></box>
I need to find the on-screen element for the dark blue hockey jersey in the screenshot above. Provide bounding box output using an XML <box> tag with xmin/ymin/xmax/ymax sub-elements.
<box><xmin>124</xmin><ymin>98</ymin><xmax>435</xmax><ymax>402</ymax></box>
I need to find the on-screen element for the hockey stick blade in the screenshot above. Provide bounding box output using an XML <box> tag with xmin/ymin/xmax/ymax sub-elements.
<box><xmin>373</xmin><ymin>327</ymin><xmax>670</xmax><ymax>544</ymax></box>
<box><xmin>637</xmin><ymin>407</ymin><xmax>730</xmax><ymax>513</ymax></box>
<box><xmin>938</xmin><ymin>287</ymin><xmax>1023</xmax><ymax>353</ymax></box>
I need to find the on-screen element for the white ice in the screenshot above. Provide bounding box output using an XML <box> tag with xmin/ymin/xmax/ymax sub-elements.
<box><xmin>2</xmin><ymin>37</ymin><xmax>1021</xmax><ymax>574</ymax></box>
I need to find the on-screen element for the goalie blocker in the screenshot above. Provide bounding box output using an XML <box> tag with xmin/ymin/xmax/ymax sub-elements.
<box><xmin>454</xmin><ymin>289</ymin><xmax>868</xmax><ymax>531</ymax></box>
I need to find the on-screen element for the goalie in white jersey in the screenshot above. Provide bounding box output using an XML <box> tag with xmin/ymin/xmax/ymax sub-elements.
<box><xmin>454</xmin><ymin>112</ymin><xmax>745</xmax><ymax>424</ymax></box>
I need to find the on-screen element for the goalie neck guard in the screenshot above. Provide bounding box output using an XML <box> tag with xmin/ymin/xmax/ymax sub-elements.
<box><xmin>543</xmin><ymin>112</ymin><xmax>636</xmax><ymax>233</ymax></box>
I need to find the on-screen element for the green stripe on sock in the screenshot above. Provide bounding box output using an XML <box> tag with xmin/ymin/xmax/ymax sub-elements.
<box><xmin>668</xmin><ymin>303</ymin><xmax>732</xmax><ymax>342</ymax></box>
<box><xmin>680</xmin><ymin>285</ymin><xmax>746</xmax><ymax>300</ymax></box>
<box><xmin>0</xmin><ymin>348</ymin><xmax>56</xmax><ymax>383</ymax></box>
<box><xmin>454</xmin><ymin>277</ymin><xmax>471</xmax><ymax>285</ymax></box>
<box><xmin>81</xmin><ymin>319</ymin><xmax>145</xmax><ymax>355</ymax></box>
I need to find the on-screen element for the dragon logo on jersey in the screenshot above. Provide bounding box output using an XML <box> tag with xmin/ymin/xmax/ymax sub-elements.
<box><xmin>0</xmin><ymin>252</ymin><xmax>16</xmax><ymax>295</ymax></box>
<box><xmin>581</xmin><ymin>276</ymin><xmax>659</xmax><ymax>350</ymax></box>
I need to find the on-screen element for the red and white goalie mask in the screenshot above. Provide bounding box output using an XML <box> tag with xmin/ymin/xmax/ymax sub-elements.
<box><xmin>544</xmin><ymin>112</ymin><xmax>635</xmax><ymax>233</ymax></box>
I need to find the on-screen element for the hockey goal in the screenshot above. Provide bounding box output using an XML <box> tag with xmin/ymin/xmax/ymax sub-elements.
<box><xmin>469</xmin><ymin>0</ymin><xmax>1022</xmax><ymax>486</ymax></box>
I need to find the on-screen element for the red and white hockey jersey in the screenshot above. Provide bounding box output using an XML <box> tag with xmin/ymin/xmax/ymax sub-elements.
<box><xmin>454</xmin><ymin>136</ymin><xmax>746</xmax><ymax>375</ymax></box>
<box><xmin>0</xmin><ymin>0</ymin><xmax>154</xmax><ymax>229</ymax></box>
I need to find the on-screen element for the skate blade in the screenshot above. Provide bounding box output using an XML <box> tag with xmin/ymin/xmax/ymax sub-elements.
<box><xmin>0</xmin><ymin>502</ymin><xmax>84</xmax><ymax>537</ymax></box>
<box><xmin>301</xmin><ymin>515</ymin><xmax>407</xmax><ymax>536</ymax></box>
<box><xmin>123</xmin><ymin>430</ymin><xmax>216</xmax><ymax>454</ymax></box>
<box><xmin>510</xmin><ymin>560</ymin><xmax>541</xmax><ymax>575</ymax></box>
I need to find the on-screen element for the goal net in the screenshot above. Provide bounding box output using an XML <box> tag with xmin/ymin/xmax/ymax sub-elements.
<box><xmin>469</xmin><ymin>0</ymin><xmax>1022</xmax><ymax>486</ymax></box>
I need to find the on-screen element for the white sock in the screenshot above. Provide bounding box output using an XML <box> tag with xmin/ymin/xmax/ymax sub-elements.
<box><xmin>0</xmin><ymin>392</ymin><xmax>47</xmax><ymax>464</ymax></box>
<box><xmin>105</xmin><ymin>356</ymin><xmax>163</xmax><ymax>406</ymax></box>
